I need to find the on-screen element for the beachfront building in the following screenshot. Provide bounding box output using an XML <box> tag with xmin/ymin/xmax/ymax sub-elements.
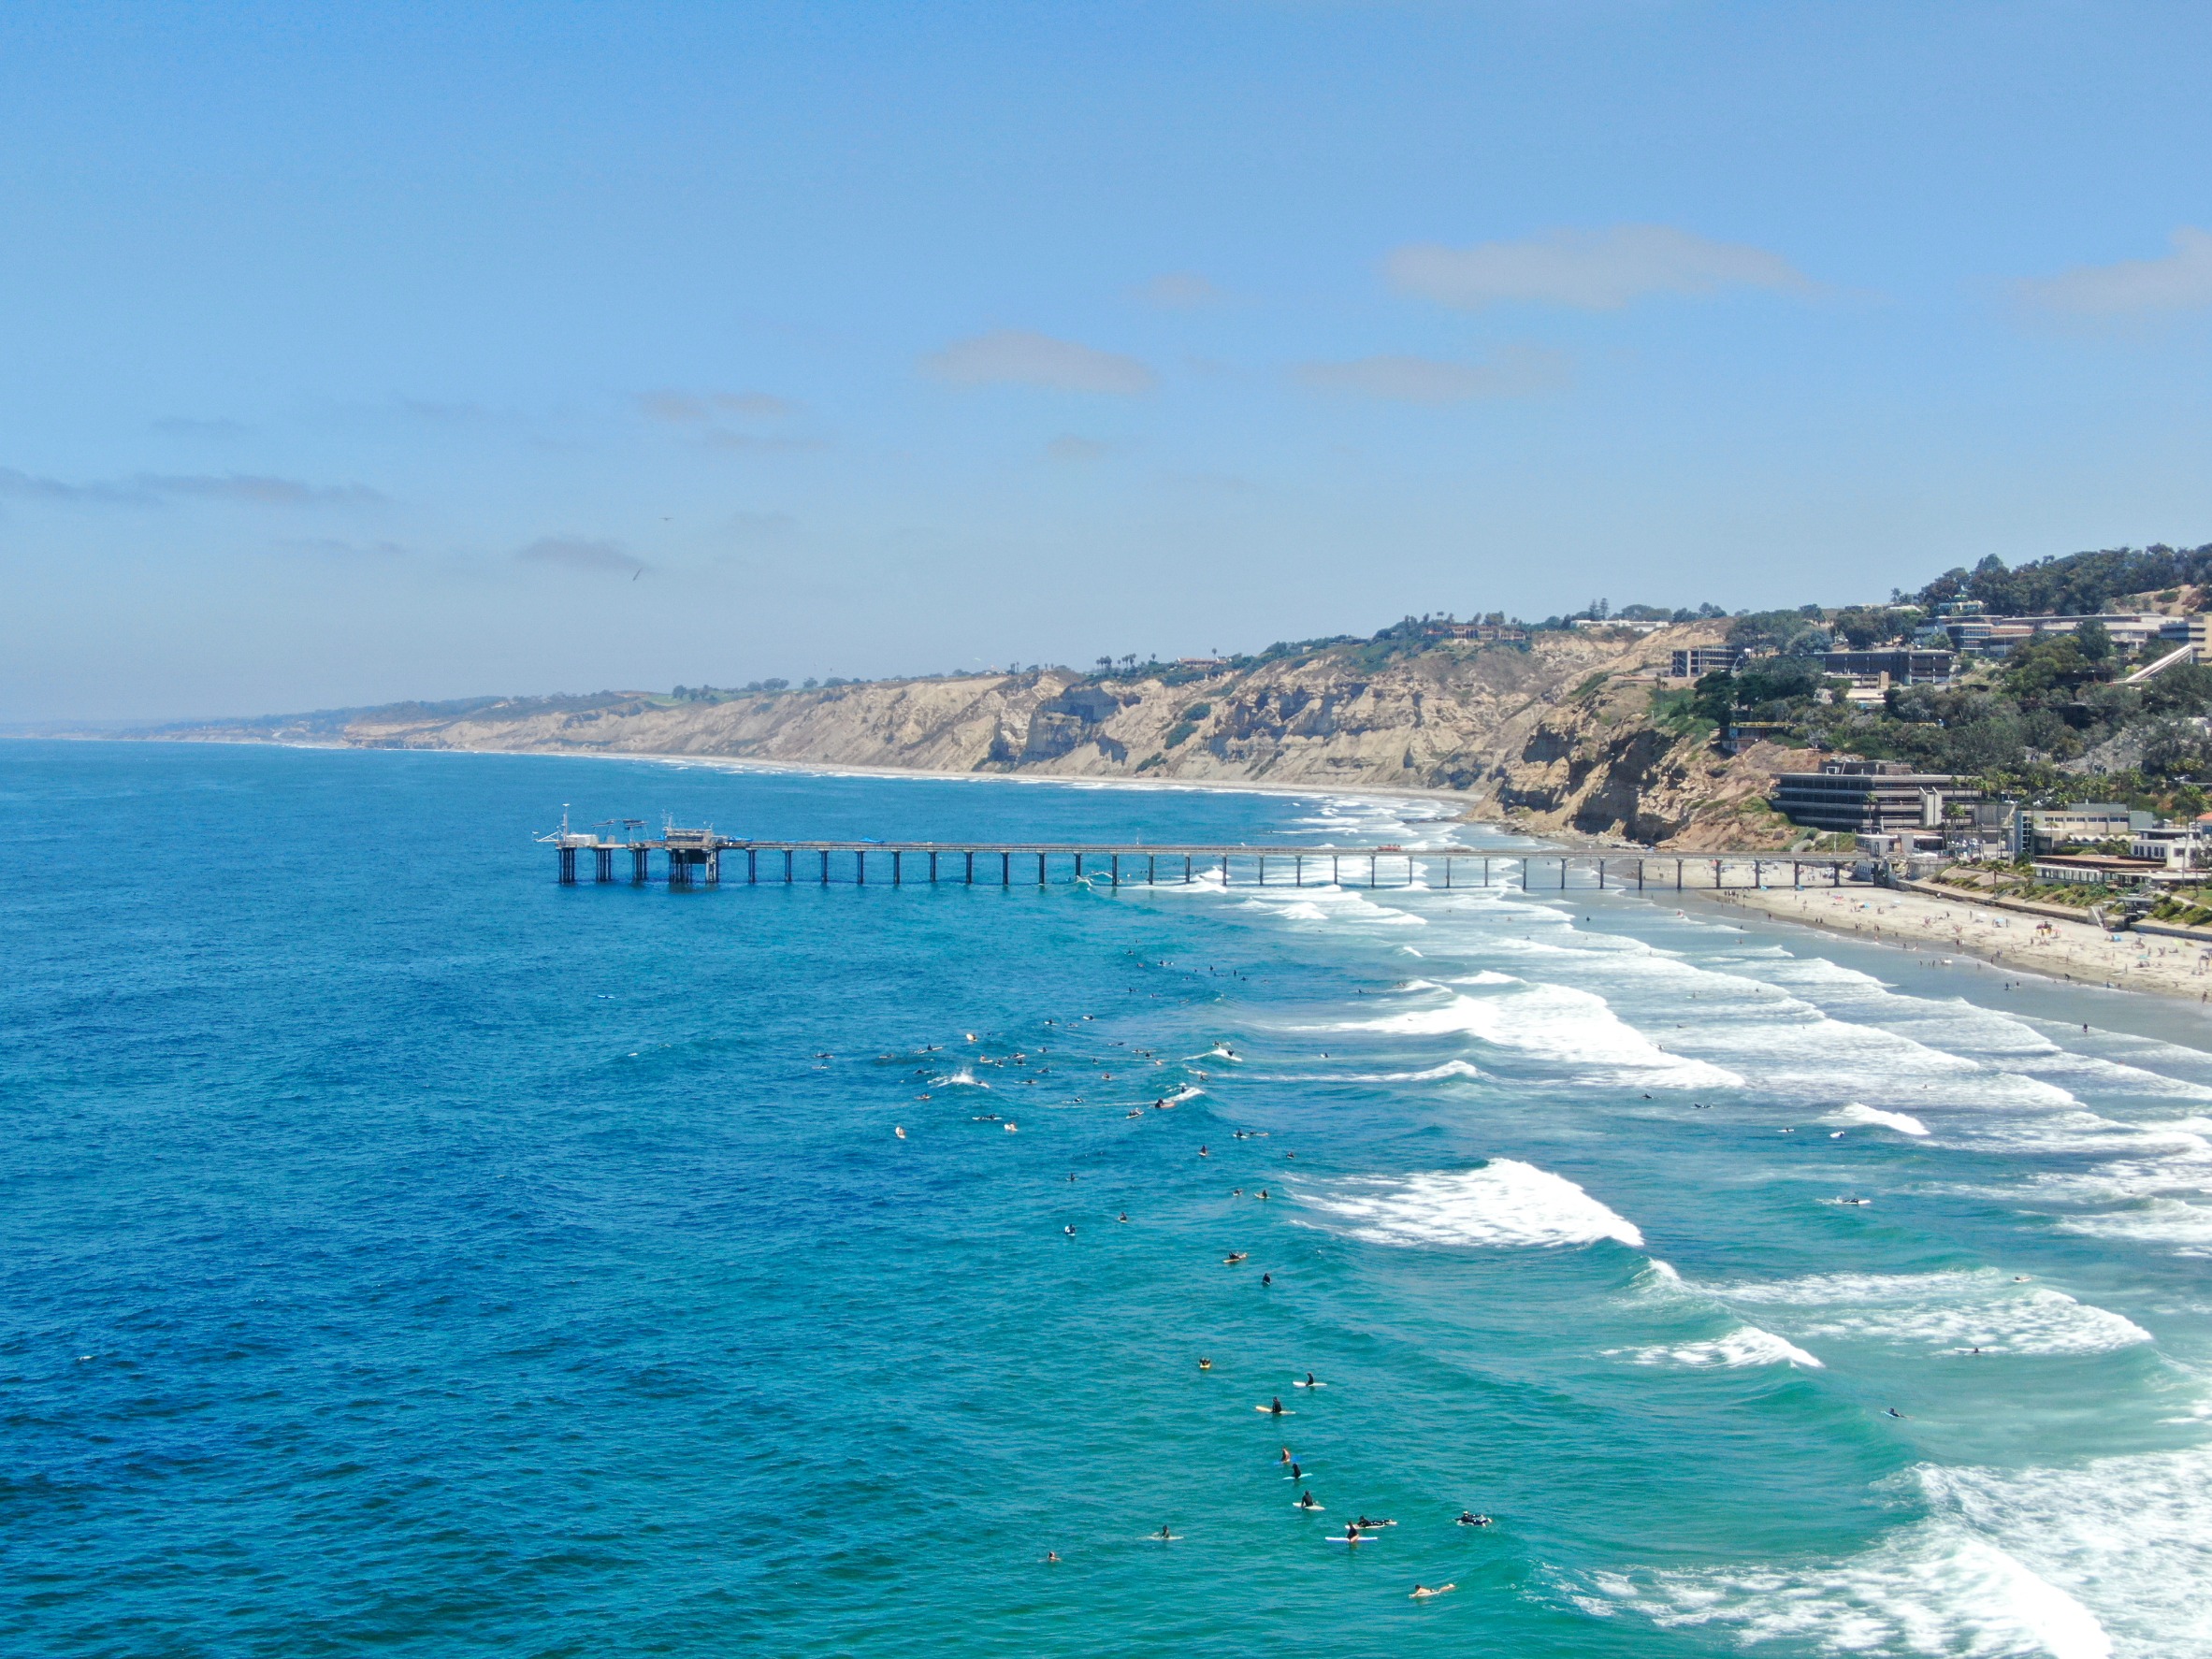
<box><xmin>1771</xmin><ymin>759</ymin><xmax>1974</xmax><ymax>835</ymax></box>
<box><xmin>2131</xmin><ymin>824</ymin><xmax>2211</xmax><ymax>871</ymax></box>
<box><xmin>2024</xmin><ymin>804</ymin><xmax>2153</xmax><ymax>852</ymax></box>
<box><xmin>2031</xmin><ymin>853</ymin><xmax>2174</xmax><ymax>886</ymax></box>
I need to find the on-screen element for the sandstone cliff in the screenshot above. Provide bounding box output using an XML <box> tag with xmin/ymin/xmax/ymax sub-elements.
<box><xmin>159</xmin><ymin>623</ymin><xmax>1809</xmax><ymax>849</ymax></box>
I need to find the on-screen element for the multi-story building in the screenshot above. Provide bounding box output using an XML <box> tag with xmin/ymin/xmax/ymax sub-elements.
<box><xmin>1670</xmin><ymin>645</ymin><xmax>1743</xmax><ymax>678</ymax></box>
<box><xmin>1939</xmin><ymin>612</ymin><xmax>2192</xmax><ymax>658</ymax></box>
<box><xmin>1820</xmin><ymin>649</ymin><xmax>1952</xmax><ymax>685</ymax></box>
<box><xmin>2024</xmin><ymin>804</ymin><xmax>2152</xmax><ymax>852</ymax></box>
<box><xmin>2131</xmin><ymin>825</ymin><xmax>2209</xmax><ymax>870</ymax></box>
<box><xmin>1771</xmin><ymin>760</ymin><xmax>1975</xmax><ymax>835</ymax></box>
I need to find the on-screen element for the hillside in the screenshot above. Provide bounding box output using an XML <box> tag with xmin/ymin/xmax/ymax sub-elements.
<box><xmin>150</xmin><ymin>622</ymin><xmax>1804</xmax><ymax>850</ymax></box>
<box><xmin>138</xmin><ymin>541</ymin><xmax>2212</xmax><ymax>845</ymax></box>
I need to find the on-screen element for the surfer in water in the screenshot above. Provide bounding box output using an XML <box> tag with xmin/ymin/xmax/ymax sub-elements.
<box><xmin>1341</xmin><ymin>1522</ymin><xmax>1364</xmax><ymax>1544</ymax></box>
<box><xmin>1302</xmin><ymin>1372</ymin><xmax>1318</xmax><ymax>1387</ymax></box>
<box><xmin>1155</xmin><ymin>1524</ymin><xmax>1178</xmax><ymax>1541</ymax></box>
<box><xmin>1268</xmin><ymin>1395</ymin><xmax>1287</xmax><ymax>1415</ymax></box>
<box><xmin>1261</xmin><ymin>1274</ymin><xmax>1272</xmax><ymax>1286</ymax></box>
<box><xmin>1296</xmin><ymin>1491</ymin><xmax>1321</xmax><ymax>1510</ymax></box>
<box><xmin>1455</xmin><ymin>1511</ymin><xmax>1492</xmax><ymax>1527</ymax></box>
<box><xmin>1410</xmin><ymin>1583</ymin><xmax>1455</xmax><ymax>1600</ymax></box>
<box><xmin>1197</xmin><ymin>1358</ymin><xmax>1212</xmax><ymax>1370</ymax></box>
<box><xmin>1224</xmin><ymin>1251</ymin><xmax>1249</xmax><ymax>1265</ymax></box>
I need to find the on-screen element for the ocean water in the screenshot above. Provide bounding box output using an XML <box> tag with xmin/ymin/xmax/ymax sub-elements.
<box><xmin>6</xmin><ymin>741</ymin><xmax>2212</xmax><ymax>1657</ymax></box>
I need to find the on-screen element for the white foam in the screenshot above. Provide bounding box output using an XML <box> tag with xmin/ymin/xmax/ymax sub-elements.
<box><xmin>2059</xmin><ymin>1198</ymin><xmax>2212</xmax><ymax>1255</ymax></box>
<box><xmin>1333</xmin><ymin>982</ymin><xmax>1742</xmax><ymax>1089</ymax></box>
<box><xmin>1586</xmin><ymin>1529</ymin><xmax>2111</xmax><ymax>1658</ymax></box>
<box><xmin>1265</xmin><ymin>1058</ymin><xmax>1488</xmax><ymax>1083</ymax></box>
<box><xmin>1826</xmin><ymin>1103</ymin><xmax>1931</xmax><ymax>1136</ymax></box>
<box><xmin>936</xmin><ymin>1067</ymin><xmax>987</xmax><ymax>1088</ymax></box>
<box><xmin>1925</xmin><ymin>1450</ymin><xmax>2212</xmax><ymax>1656</ymax></box>
<box><xmin>1298</xmin><ymin>1161</ymin><xmax>1644</xmax><ymax>1249</ymax></box>
<box><xmin>1612</xmin><ymin>1323</ymin><xmax>1823</xmax><ymax>1369</ymax></box>
<box><xmin>1711</xmin><ymin>1270</ymin><xmax>2151</xmax><ymax>1356</ymax></box>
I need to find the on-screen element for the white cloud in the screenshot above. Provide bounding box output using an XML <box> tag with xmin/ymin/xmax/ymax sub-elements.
<box><xmin>1294</xmin><ymin>347</ymin><xmax>1568</xmax><ymax>403</ymax></box>
<box><xmin>920</xmin><ymin>329</ymin><xmax>1155</xmax><ymax>394</ymax></box>
<box><xmin>1387</xmin><ymin>224</ymin><xmax>1810</xmax><ymax>310</ymax></box>
<box><xmin>1046</xmin><ymin>435</ymin><xmax>1114</xmax><ymax>462</ymax></box>
<box><xmin>514</xmin><ymin>536</ymin><xmax>645</xmax><ymax>575</ymax></box>
<box><xmin>1141</xmin><ymin>272</ymin><xmax>1222</xmax><ymax>310</ymax></box>
<box><xmin>2020</xmin><ymin>227</ymin><xmax>2212</xmax><ymax>314</ymax></box>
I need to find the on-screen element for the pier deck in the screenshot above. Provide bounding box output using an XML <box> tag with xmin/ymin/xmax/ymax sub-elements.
<box><xmin>541</xmin><ymin>830</ymin><xmax>1858</xmax><ymax>892</ymax></box>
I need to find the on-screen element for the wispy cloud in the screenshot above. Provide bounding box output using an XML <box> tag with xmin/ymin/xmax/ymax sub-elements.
<box><xmin>1388</xmin><ymin>224</ymin><xmax>1811</xmax><ymax>310</ymax></box>
<box><xmin>0</xmin><ymin>468</ymin><xmax>383</xmax><ymax>507</ymax></box>
<box><xmin>514</xmin><ymin>536</ymin><xmax>646</xmax><ymax>575</ymax></box>
<box><xmin>151</xmin><ymin>474</ymin><xmax>384</xmax><ymax>506</ymax></box>
<box><xmin>1140</xmin><ymin>272</ymin><xmax>1223</xmax><ymax>310</ymax></box>
<box><xmin>638</xmin><ymin>389</ymin><xmax>802</xmax><ymax>423</ymax></box>
<box><xmin>1294</xmin><ymin>347</ymin><xmax>1568</xmax><ymax>403</ymax></box>
<box><xmin>920</xmin><ymin>330</ymin><xmax>1156</xmax><ymax>395</ymax></box>
<box><xmin>2019</xmin><ymin>227</ymin><xmax>2212</xmax><ymax>315</ymax></box>
<box><xmin>703</xmin><ymin>430</ymin><xmax>830</xmax><ymax>454</ymax></box>
<box><xmin>279</xmin><ymin>537</ymin><xmax>412</xmax><ymax>559</ymax></box>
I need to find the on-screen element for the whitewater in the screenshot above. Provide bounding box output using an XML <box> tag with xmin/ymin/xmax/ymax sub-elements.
<box><xmin>5</xmin><ymin>739</ymin><xmax>2210</xmax><ymax>1657</ymax></box>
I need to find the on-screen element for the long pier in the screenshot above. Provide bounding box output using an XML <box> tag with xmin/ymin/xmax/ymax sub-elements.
<box><xmin>542</xmin><ymin>827</ymin><xmax>1858</xmax><ymax>892</ymax></box>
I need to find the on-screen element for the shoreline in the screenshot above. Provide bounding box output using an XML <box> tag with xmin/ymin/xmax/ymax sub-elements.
<box><xmin>1686</xmin><ymin>883</ymin><xmax>2212</xmax><ymax>1007</ymax></box>
<box><xmin>69</xmin><ymin>731</ymin><xmax>1507</xmax><ymax>816</ymax></box>
<box><xmin>55</xmin><ymin>733</ymin><xmax>2212</xmax><ymax>1014</ymax></box>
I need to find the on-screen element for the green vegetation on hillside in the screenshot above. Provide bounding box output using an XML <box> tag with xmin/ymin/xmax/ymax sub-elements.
<box><xmin>1693</xmin><ymin>544</ymin><xmax>2212</xmax><ymax>815</ymax></box>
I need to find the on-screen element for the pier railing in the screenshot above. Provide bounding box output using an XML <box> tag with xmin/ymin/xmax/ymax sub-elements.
<box><xmin>539</xmin><ymin>833</ymin><xmax>1858</xmax><ymax>892</ymax></box>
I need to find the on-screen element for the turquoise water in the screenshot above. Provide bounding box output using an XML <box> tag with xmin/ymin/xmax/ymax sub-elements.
<box><xmin>5</xmin><ymin>742</ymin><xmax>2210</xmax><ymax>1656</ymax></box>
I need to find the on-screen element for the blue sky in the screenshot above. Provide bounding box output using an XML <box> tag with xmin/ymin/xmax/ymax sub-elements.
<box><xmin>7</xmin><ymin>2</ymin><xmax>2212</xmax><ymax>719</ymax></box>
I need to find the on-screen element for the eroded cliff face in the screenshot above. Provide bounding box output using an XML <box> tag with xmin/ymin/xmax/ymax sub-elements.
<box><xmin>183</xmin><ymin>621</ymin><xmax>1801</xmax><ymax>849</ymax></box>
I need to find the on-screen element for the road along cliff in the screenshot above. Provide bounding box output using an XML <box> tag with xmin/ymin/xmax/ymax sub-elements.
<box><xmin>152</xmin><ymin>622</ymin><xmax>1809</xmax><ymax>850</ymax></box>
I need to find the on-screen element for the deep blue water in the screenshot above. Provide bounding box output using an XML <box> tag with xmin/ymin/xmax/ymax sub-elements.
<box><xmin>5</xmin><ymin>742</ymin><xmax>2210</xmax><ymax>1657</ymax></box>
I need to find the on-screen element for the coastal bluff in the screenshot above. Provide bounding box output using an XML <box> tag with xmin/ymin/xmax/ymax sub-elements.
<box><xmin>146</xmin><ymin>622</ymin><xmax>1802</xmax><ymax>850</ymax></box>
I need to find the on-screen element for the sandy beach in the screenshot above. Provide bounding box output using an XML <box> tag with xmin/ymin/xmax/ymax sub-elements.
<box><xmin>1696</xmin><ymin>881</ymin><xmax>2212</xmax><ymax>1003</ymax></box>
